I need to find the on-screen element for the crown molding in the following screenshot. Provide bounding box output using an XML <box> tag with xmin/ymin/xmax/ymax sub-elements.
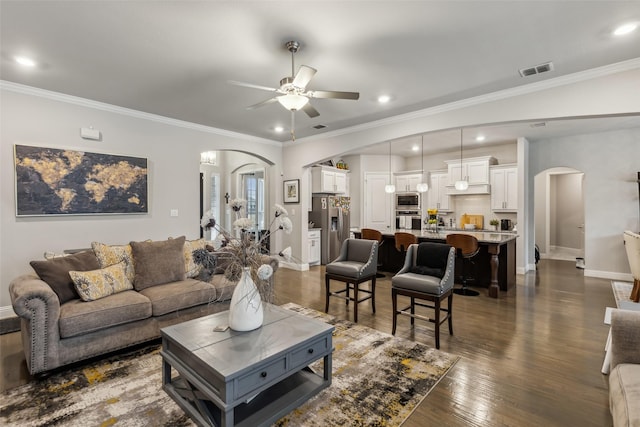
<box><xmin>0</xmin><ymin>80</ymin><xmax>282</xmax><ymax>147</ymax></box>
<box><xmin>294</xmin><ymin>57</ymin><xmax>640</xmax><ymax>144</ymax></box>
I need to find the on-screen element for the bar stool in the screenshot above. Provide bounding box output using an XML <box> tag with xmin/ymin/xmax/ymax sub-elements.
<box><xmin>394</xmin><ymin>232</ymin><xmax>418</xmax><ymax>252</ymax></box>
<box><xmin>361</xmin><ymin>228</ymin><xmax>385</xmax><ymax>278</ymax></box>
<box><xmin>325</xmin><ymin>238</ymin><xmax>378</xmax><ymax>322</ymax></box>
<box><xmin>445</xmin><ymin>233</ymin><xmax>480</xmax><ymax>296</ymax></box>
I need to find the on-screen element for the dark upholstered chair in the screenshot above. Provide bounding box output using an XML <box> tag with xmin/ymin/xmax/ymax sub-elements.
<box><xmin>361</xmin><ymin>228</ymin><xmax>385</xmax><ymax>277</ymax></box>
<box><xmin>392</xmin><ymin>242</ymin><xmax>455</xmax><ymax>349</ymax></box>
<box><xmin>446</xmin><ymin>233</ymin><xmax>480</xmax><ymax>297</ymax></box>
<box><xmin>325</xmin><ymin>238</ymin><xmax>378</xmax><ymax>322</ymax></box>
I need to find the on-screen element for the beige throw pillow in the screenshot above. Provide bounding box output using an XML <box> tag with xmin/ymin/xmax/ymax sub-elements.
<box><xmin>183</xmin><ymin>238</ymin><xmax>206</xmax><ymax>278</ymax></box>
<box><xmin>70</xmin><ymin>261</ymin><xmax>133</xmax><ymax>302</ymax></box>
<box><xmin>130</xmin><ymin>236</ymin><xmax>186</xmax><ymax>290</ymax></box>
<box><xmin>91</xmin><ymin>242</ymin><xmax>136</xmax><ymax>283</ymax></box>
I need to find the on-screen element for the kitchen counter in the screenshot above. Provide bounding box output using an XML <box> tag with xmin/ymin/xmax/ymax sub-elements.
<box><xmin>353</xmin><ymin>228</ymin><xmax>518</xmax><ymax>298</ymax></box>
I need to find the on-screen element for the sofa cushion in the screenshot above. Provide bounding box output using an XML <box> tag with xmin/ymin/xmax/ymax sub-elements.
<box><xmin>609</xmin><ymin>363</ymin><xmax>640</xmax><ymax>427</ymax></box>
<box><xmin>92</xmin><ymin>241</ymin><xmax>136</xmax><ymax>283</ymax></box>
<box><xmin>59</xmin><ymin>290</ymin><xmax>152</xmax><ymax>338</ymax></box>
<box><xmin>130</xmin><ymin>237</ymin><xmax>186</xmax><ymax>290</ymax></box>
<box><xmin>30</xmin><ymin>250</ymin><xmax>100</xmax><ymax>304</ymax></box>
<box><xmin>139</xmin><ymin>278</ymin><xmax>218</xmax><ymax>316</ymax></box>
<box><xmin>70</xmin><ymin>261</ymin><xmax>133</xmax><ymax>301</ymax></box>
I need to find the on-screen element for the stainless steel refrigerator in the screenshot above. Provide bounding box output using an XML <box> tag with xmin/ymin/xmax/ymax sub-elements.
<box><xmin>309</xmin><ymin>196</ymin><xmax>351</xmax><ymax>264</ymax></box>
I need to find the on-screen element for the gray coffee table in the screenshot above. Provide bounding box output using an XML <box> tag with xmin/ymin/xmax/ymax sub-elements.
<box><xmin>160</xmin><ymin>304</ymin><xmax>334</xmax><ymax>427</ymax></box>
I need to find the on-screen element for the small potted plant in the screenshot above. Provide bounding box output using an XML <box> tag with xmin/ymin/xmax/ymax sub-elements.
<box><xmin>489</xmin><ymin>218</ymin><xmax>499</xmax><ymax>231</ymax></box>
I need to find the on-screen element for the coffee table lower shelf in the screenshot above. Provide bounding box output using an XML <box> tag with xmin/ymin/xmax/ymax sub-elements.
<box><xmin>164</xmin><ymin>364</ymin><xmax>329</xmax><ymax>427</ymax></box>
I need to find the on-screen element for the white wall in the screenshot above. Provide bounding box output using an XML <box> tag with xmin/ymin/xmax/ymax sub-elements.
<box><xmin>528</xmin><ymin>128</ymin><xmax>640</xmax><ymax>278</ymax></box>
<box><xmin>0</xmin><ymin>87</ymin><xmax>282</xmax><ymax>308</ymax></box>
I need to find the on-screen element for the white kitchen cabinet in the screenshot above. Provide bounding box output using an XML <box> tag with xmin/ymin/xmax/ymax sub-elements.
<box><xmin>426</xmin><ymin>171</ymin><xmax>453</xmax><ymax>212</ymax></box>
<box><xmin>308</xmin><ymin>229</ymin><xmax>321</xmax><ymax>265</ymax></box>
<box><xmin>446</xmin><ymin>156</ymin><xmax>497</xmax><ymax>186</ymax></box>
<box><xmin>311</xmin><ymin>166</ymin><xmax>348</xmax><ymax>194</ymax></box>
<box><xmin>490</xmin><ymin>165</ymin><xmax>518</xmax><ymax>211</ymax></box>
<box><xmin>394</xmin><ymin>172</ymin><xmax>423</xmax><ymax>192</ymax></box>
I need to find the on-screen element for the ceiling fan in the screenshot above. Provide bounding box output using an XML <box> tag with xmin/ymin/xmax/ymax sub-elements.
<box><xmin>229</xmin><ymin>40</ymin><xmax>360</xmax><ymax>140</ymax></box>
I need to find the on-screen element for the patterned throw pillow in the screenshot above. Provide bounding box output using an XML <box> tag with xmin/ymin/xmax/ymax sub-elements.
<box><xmin>69</xmin><ymin>261</ymin><xmax>133</xmax><ymax>301</ymax></box>
<box><xmin>183</xmin><ymin>238</ymin><xmax>206</xmax><ymax>278</ymax></box>
<box><xmin>91</xmin><ymin>242</ymin><xmax>136</xmax><ymax>283</ymax></box>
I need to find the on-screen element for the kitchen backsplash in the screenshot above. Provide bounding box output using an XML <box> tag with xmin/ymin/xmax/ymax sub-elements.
<box><xmin>432</xmin><ymin>194</ymin><xmax>517</xmax><ymax>227</ymax></box>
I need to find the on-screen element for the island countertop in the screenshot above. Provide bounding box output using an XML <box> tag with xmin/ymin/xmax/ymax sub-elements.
<box><xmin>352</xmin><ymin>228</ymin><xmax>518</xmax><ymax>244</ymax></box>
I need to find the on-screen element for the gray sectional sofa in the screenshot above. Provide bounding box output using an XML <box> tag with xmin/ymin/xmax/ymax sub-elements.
<box><xmin>608</xmin><ymin>309</ymin><xmax>640</xmax><ymax>427</ymax></box>
<box><xmin>9</xmin><ymin>237</ymin><xmax>278</xmax><ymax>375</ymax></box>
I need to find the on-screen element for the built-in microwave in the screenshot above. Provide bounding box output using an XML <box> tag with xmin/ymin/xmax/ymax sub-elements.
<box><xmin>395</xmin><ymin>192</ymin><xmax>420</xmax><ymax>210</ymax></box>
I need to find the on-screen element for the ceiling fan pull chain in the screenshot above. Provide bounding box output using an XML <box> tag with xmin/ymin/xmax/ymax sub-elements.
<box><xmin>291</xmin><ymin>111</ymin><xmax>296</xmax><ymax>142</ymax></box>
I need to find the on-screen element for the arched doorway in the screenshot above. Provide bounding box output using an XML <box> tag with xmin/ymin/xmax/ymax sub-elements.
<box><xmin>534</xmin><ymin>167</ymin><xmax>585</xmax><ymax>264</ymax></box>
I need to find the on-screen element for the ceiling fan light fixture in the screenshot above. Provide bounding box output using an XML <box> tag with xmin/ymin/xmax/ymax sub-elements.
<box><xmin>277</xmin><ymin>94</ymin><xmax>309</xmax><ymax>111</ymax></box>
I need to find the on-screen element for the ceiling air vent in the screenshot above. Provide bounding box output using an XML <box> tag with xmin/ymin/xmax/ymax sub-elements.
<box><xmin>519</xmin><ymin>61</ymin><xmax>554</xmax><ymax>77</ymax></box>
<box><xmin>313</xmin><ymin>124</ymin><xmax>327</xmax><ymax>129</ymax></box>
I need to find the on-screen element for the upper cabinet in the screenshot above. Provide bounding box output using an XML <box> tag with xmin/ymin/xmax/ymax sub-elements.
<box><xmin>490</xmin><ymin>165</ymin><xmax>518</xmax><ymax>211</ymax></box>
<box><xmin>394</xmin><ymin>171</ymin><xmax>423</xmax><ymax>192</ymax></box>
<box><xmin>311</xmin><ymin>166</ymin><xmax>348</xmax><ymax>194</ymax></box>
<box><xmin>426</xmin><ymin>170</ymin><xmax>454</xmax><ymax>212</ymax></box>
<box><xmin>445</xmin><ymin>156</ymin><xmax>497</xmax><ymax>194</ymax></box>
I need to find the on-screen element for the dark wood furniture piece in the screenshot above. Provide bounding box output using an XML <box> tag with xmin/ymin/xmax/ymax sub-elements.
<box><xmin>325</xmin><ymin>238</ymin><xmax>378</xmax><ymax>322</ymax></box>
<box><xmin>353</xmin><ymin>229</ymin><xmax>517</xmax><ymax>298</ymax></box>
<box><xmin>394</xmin><ymin>232</ymin><xmax>418</xmax><ymax>252</ymax></box>
<box><xmin>446</xmin><ymin>233</ymin><xmax>481</xmax><ymax>297</ymax></box>
<box><xmin>391</xmin><ymin>243</ymin><xmax>455</xmax><ymax>349</ymax></box>
<box><xmin>160</xmin><ymin>304</ymin><xmax>334</xmax><ymax>427</ymax></box>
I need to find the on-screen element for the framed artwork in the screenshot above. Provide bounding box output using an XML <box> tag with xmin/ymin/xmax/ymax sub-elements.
<box><xmin>14</xmin><ymin>144</ymin><xmax>148</xmax><ymax>216</ymax></box>
<box><xmin>283</xmin><ymin>179</ymin><xmax>300</xmax><ymax>204</ymax></box>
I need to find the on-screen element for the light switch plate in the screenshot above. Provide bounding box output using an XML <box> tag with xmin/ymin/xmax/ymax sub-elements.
<box><xmin>170</xmin><ymin>209</ymin><xmax>178</xmax><ymax>217</ymax></box>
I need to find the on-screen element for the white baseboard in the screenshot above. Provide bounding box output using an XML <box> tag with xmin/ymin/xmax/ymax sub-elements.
<box><xmin>280</xmin><ymin>261</ymin><xmax>309</xmax><ymax>271</ymax></box>
<box><xmin>0</xmin><ymin>305</ymin><xmax>17</xmax><ymax>320</ymax></box>
<box><xmin>583</xmin><ymin>270</ymin><xmax>633</xmax><ymax>281</ymax></box>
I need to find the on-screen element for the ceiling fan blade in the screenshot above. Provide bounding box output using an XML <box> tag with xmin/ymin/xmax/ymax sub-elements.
<box><xmin>292</xmin><ymin>65</ymin><xmax>317</xmax><ymax>88</ymax></box>
<box><xmin>228</xmin><ymin>80</ymin><xmax>279</xmax><ymax>92</ymax></box>
<box><xmin>302</xmin><ymin>103</ymin><xmax>320</xmax><ymax>118</ymax></box>
<box><xmin>246</xmin><ymin>97</ymin><xmax>278</xmax><ymax>110</ymax></box>
<box><xmin>309</xmin><ymin>90</ymin><xmax>360</xmax><ymax>100</ymax></box>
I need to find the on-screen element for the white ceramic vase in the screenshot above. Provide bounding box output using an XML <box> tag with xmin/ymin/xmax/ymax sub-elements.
<box><xmin>228</xmin><ymin>267</ymin><xmax>264</xmax><ymax>331</ymax></box>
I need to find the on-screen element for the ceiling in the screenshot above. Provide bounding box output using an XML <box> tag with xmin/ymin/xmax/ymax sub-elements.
<box><xmin>2</xmin><ymin>1</ymin><xmax>640</xmax><ymax>148</ymax></box>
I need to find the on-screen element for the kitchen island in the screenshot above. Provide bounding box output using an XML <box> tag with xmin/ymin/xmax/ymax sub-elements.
<box><xmin>353</xmin><ymin>229</ymin><xmax>518</xmax><ymax>298</ymax></box>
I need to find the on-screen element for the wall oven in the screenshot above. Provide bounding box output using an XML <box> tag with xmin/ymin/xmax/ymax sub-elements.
<box><xmin>395</xmin><ymin>192</ymin><xmax>420</xmax><ymax>210</ymax></box>
<box><xmin>396</xmin><ymin>209</ymin><xmax>422</xmax><ymax>230</ymax></box>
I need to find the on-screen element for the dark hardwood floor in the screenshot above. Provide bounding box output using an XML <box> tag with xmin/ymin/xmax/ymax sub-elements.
<box><xmin>0</xmin><ymin>259</ymin><xmax>616</xmax><ymax>426</ymax></box>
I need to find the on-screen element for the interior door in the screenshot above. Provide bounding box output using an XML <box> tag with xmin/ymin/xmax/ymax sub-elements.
<box><xmin>364</xmin><ymin>172</ymin><xmax>392</xmax><ymax>231</ymax></box>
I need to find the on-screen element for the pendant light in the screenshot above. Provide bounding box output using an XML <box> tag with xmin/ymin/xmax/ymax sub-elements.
<box><xmin>454</xmin><ymin>128</ymin><xmax>469</xmax><ymax>191</ymax></box>
<box><xmin>416</xmin><ymin>135</ymin><xmax>429</xmax><ymax>193</ymax></box>
<box><xmin>384</xmin><ymin>141</ymin><xmax>396</xmax><ymax>193</ymax></box>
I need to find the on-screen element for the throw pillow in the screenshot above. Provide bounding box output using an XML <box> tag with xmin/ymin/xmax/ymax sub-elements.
<box><xmin>70</xmin><ymin>261</ymin><xmax>133</xmax><ymax>302</ymax></box>
<box><xmin>91</xmin><ymin>242</ymin><xmax>136</xmax><ymax>283</ymax></box>
<box><xmin>410</xmin><ymin>266</ymin><xmax>444</xmax><ymax>278</ymax></box>
<box><xmin>130</xmin><ymin>236</ymin><xmax>186</xmax><ymax>290</ymax></box>
<box><xmin>171</xmin><ymin>237</ymin><xmax>206</xmax><ymax>278</ymax></box>
<box><xmin>30</xmin><ymin>250</ymin><xmax>101</xmax><ymax>304</ymax></box>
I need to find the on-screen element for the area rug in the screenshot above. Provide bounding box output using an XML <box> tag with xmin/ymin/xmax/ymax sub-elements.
<box><xmin>0</xmin><ymin>303</ymin><xmax>459</xmax><ymax>427</ymax></box>
<box><xmin>611</xmin><ymin>280</ymin><xmax>639</xmax><ymax>309</ymax></box>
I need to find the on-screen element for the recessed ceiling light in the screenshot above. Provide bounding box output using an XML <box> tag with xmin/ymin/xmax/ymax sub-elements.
<box><xmin>377</xmin><ymin>95</ymin><xmax>391</xmax><ymax>103</ymax></box>
<box><xmin>475</xmin><ymin>135</ymin><xmax>486</xmax><ymax>142</ymax></box>
<box><xmin>274</xmin><ymin>126</ymin><xmax>284</xmax><ymax>132</ymax></box>
<box><xmin>614</xmin><ymin>23</ymin><xmax>638</xmax><ymax>36</ymax></box>
<box><xmin>411</xmin><ymin>145</ymin><xmax>419</xmax><ymax>152</ymax></box>
<box><xmin>15</xmin><ymin>56</ymin><xmax>36</xmax><ymax>67</ymax></box>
